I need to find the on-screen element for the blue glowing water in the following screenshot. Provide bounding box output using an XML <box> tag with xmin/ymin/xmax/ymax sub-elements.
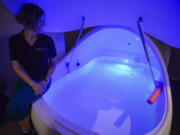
<box><xmin>43</xmin><ymin>56</ymin><xmax>165</xmax><ymax>135</ymax></box>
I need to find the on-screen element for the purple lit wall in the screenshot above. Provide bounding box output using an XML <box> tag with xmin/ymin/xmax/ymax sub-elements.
<box><xmin>2</xmin><ymin>0</ymin><xmax>180</xmax><ymax>48</ymax></box>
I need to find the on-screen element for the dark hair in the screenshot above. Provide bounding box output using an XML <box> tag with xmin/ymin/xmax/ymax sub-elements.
<box><xmin>15</xmin><ymin>3</ymin><xmax>44</xmax><ymax>30</ymax></box>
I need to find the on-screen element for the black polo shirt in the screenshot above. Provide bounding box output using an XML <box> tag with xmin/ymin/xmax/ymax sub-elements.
<box><xmin>9</xmin><ymin>30</ymin><xmax>56</xmax><ymax>80</ymax></box>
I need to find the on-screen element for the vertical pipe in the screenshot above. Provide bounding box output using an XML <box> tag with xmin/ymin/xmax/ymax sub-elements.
<box><xmin>137</xmin><ymin>17</ymin><xmax>156</xmax><ymax>88</ymax></box>
<box><xmin>66</xmin><ymin>16</ymin><xmax>86</xmax><ymax>73</ymax></box>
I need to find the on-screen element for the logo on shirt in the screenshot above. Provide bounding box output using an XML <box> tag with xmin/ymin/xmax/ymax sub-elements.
<box><xmin>35</xmin><ymin>48</ymin><xmax>48</xmax><ymax>51</ymax></box>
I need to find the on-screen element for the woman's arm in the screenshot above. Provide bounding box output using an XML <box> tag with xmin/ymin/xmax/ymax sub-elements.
<box><xmin>39</xmin><ymin>58</ymin><xmax>56</xmax><ymax>88</ymax></box>
<box><xmin>44</xmin><ymin>57</ymin><xmax>56</xmax><ymax>82</ymax></box>
<box><xmin>12</xmin><ymin>60</ymin><xmax>34</xmax><ymax>86</ymax></box>
<box><xmin>12</xmin><ymin>60</ymin><xmax>44</xmax><ymax>95</ymax></box>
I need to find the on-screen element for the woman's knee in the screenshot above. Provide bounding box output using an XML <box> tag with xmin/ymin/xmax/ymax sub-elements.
<box><xmin>7</xmin><ymin>100</ymin><xmax>18</xmax><ymax>120</ymax></box>
<box><xmin>7</xmin><ymin>99</ymin><xmax>16</xmax><ymax>113</ymax></box>
<box><xmin>7</xmin><ymin>100</ymin><xmax>30</xmax><ymax>121</ymax></box>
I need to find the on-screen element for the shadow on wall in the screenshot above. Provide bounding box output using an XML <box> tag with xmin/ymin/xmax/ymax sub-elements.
<box><xmin>147</xmin><ymin>33</ymin><xmax>180</xmax><ymax>81</ymax></box>
<box><xmin>0</xmin><ymin>1</ymin><xmax>22</xmax><ymax>89</ymax></box>
<box><xmin>0</xmin><ymin>36</ymin><xmax>18</xmax><ymax>89</ymax></box>
<box><xmin>145</xmin><ymin>33</ymin><xmax>171</xmax><ymax>68</ymax></box>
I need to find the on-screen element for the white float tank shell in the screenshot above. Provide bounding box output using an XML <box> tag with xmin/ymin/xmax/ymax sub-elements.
<box><xmin>30</xmin><ymin>26</ymin><xmax>172</xmax><ymax>135</ymax></box>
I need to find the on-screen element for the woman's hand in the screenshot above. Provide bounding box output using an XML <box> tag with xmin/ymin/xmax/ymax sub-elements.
<box><xmin>31</xmin><ymin>81</ymin><xmax>45</xmax><ymax>96</ymax></box>
<box><xmin>39</xmin><ymin>79</ymin><xmax>49</xmax><ymax>89</ymax></box>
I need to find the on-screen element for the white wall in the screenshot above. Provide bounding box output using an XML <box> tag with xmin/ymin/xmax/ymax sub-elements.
<box><xmin>0</xmin><ymin>1</ymin><xmax>65</xmax><ymax>89</ymax></box>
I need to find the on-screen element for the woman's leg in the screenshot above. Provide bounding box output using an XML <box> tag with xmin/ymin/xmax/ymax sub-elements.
<box><xmin>7</xmin><ymin>79</ymin><xmax>50</xmax><ymax>134</ymax></box>
<box><xmin>18</xmin><ymin>114</ymin><xmax>31</xmax><ymax>133</ymax></box>
<box><xmin>7</xmin><ymin>80</ymin><xmax>35</xmax><ymax>134</ymax></box>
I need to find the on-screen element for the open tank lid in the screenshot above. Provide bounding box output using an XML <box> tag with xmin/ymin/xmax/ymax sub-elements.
<box><xmin>2</xmin><ymin>0</ymin><xmax>180</xmax><ymax>48</ymax></box>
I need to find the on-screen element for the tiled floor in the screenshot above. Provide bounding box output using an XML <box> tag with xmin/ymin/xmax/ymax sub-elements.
<box><xmin>0</xmin><ymin>82</ymin><xmax>180</xmax><ymax>135</ymax></box>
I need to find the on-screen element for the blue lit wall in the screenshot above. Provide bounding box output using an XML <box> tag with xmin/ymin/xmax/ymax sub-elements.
<box><xmin>2</xmin><ymin>0</ymin><xmax>180</xmax><ymax>48</ymax></box>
